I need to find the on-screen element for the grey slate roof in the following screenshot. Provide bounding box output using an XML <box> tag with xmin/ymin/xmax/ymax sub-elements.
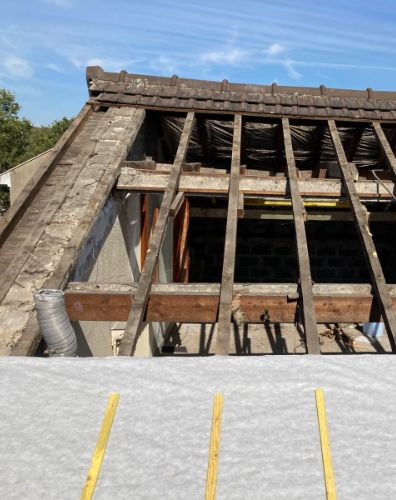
<box><xmin>86</xmin><ymin>66</ymin><xmax>396</xmax><ymax>121</ymax></box>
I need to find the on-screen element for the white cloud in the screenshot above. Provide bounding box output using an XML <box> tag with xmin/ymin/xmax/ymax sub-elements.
<box><xmin>265</xmin><ymin>43</ymin><xmax>286</xmax><ymax>56</ymax></box>
<box><xmin>281</xmin><ymin>59</ymin><xmax>302</xmax><ymax>80</ymax></box>
<box><xmin>150</xmin><ymin>56</ymin><xmax>179</xmax><ymax>76</ymax></box>
<box><xmin>200</xmin><ymin>48</ymin><xmax>248</xmax><ymax>65</ymax></box>
<box><xmin>70</xmin><ymin>57</ymin><xmax>138</xmax><ymax>71</ymax></box>
<box><xmin>44</xmin><ymin>63</ymin><xmax>63</xmax><ymax>73</ymax></box>
<box><xmin>2</xmin><ymin>56</ymin><xmax>33</xmax><ymax>78</ymax></box>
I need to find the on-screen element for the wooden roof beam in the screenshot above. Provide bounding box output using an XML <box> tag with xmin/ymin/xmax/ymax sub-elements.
<box><xmin>65</xmin><ymin>282</ymin><xmax>396</xmax><ymax>325</ymax></box>
<box><xmin>283</xmin><ymin>117</ymin><xmax>321</xmax><ymax>354</ymax></box>
<box><xmin>216</xmin><ymin>114</ymin><xmax>242</xmax><ymax>355</ymax></box>
<box><xmin>117</xmin><ymin>167</ymin><xmax>396</xmax><ymax>200</ymax></box>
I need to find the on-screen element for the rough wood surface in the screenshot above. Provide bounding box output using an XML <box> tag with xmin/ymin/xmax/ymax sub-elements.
<box><xmin>117</xmin><ymin>167</ymin><xmax>395</xmax><ymax>200</ymax></box>
<box><xmin>64</xmin><ymin>282</ymin><xmax>396</xmax><ymax>323</ymax></box>
<box><xmin>283</xmin><ymin>117</ymin><xmax>321</xmax><ymax>354</ymax></box>
<box><xmin>329</xmin><ymin>119</ymin><xmax>396</xmax><ymax>352</ymax></box>
<box><xmin>205</xmin><ymin>393</ymin><xmax>223</xmax><ymax>500</ymax></box>
<box><xmin>216</xmin><ymin>115</ymin><xmax>242</xmax><ymax>355</ymax></box>
<box><xmin>118</xmin><ymin>112</ymin><xmax>195</xmax><ymax>356</ymax></box>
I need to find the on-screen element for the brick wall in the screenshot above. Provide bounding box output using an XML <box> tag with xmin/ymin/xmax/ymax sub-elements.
<box><xmin>188</xmin><ymin>218</ymin><xmax>396</xmax><ymax>284</ymax></box>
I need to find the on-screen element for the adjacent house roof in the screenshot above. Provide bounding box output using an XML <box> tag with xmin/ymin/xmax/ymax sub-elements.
<box><xmin>87</xmin><ymin>66</ymin><xmax>396</xmax><ymax>121</ymax></box>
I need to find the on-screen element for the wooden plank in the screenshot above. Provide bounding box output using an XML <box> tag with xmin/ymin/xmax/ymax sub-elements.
<box><xmin>283</xmin><ymin>118</ymin><xmax>320</xmax><ymax>354</ymax></box>
<box><xmin>81</xmin><ymin>393</ymin><xmax>119</xmax><ymax>500</ymax></box>
<box><xmin>315</xmin><ymin>389</ymin><xmax>336</xmax><ymax>500</ymax></box>
<box><xmin>216</xmin><ymin>115</ymin><xmax>242</xmax><ymax>355</ymax></box>
<box><xmin>117</xmin><ymin>167</ymin><xmax>396</xmax><ymax>200</ymax></box>
<box><xmin>118</xmin><ymin>112</ymin><xmax>195</xmax><ymax>356</ymax></box>
<box><xmin>328</xmin><ymin>119</ymin><xmax>396</xmax><ymax>352</ymax></box>
<box><xmin>205</xmin><ymin>393</ymin><xmax>224</xmax><ymax>500</ymax></box>
<box><xmin>64</xmin><ymin>282</ymin><xmax>396</xmax><ymax>323</ymax></box>
<box><xmin>173</xmin><ymin>198</ymin><xmax>190</xmax><ymax>282</ymax></box>
<box><xmin>169</xmin><ymin>192</ymin><xmax>185</xmax><ymax>217</ymax></box>
<box><xmin>372</xmin><ymin>121</ymin><xmax>396</xmax><ymax>177</ymax></box>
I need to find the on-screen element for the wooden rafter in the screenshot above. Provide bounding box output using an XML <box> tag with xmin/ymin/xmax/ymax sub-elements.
<box><xmin>118</xmin><ymin>112</ymin><xmax>195</xmax><ymax>356</ymax></box>
<box><xmin>282</xmin><ymin>118</ymin><xmax>321</xmax><ymax>354</ymax></box>
<box><xmin>328</xmin><ymin>119</ymin><xmax>396</xmax><ymax>352</ymax></box>
<box><xmin>215</xmin><ymin>114</ymin><xmax>242</xmax><ymax>355</ymax></box>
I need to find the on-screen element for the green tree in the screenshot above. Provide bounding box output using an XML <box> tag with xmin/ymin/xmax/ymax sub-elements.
<box><xmin>0</xmin><ymin>89</ymin><xmax>73</xmax><ymax>210</ymax></box>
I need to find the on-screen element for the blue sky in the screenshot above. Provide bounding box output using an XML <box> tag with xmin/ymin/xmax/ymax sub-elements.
<box><xmin>1</xmin><ymin>0</ymin><xmax>396</xmax><ymax>124</ymax></box>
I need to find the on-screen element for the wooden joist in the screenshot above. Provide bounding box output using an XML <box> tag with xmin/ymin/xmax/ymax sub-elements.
<box><xmin>282</xmin><ymin>118</ymin><xmax>320</xmax><ymax>354</ymax></box>
<box><xmin>216</xmin><ymin>115</ymin><xmax>242</xmax><ymax>355</ymax></box>
<box><xmin>117</xmin><ymin>167</ymin><xmax>396</xmax><ymax>200</ymax></box>
<box><xmin>118</xmin><ymin>112</ymin><xmax>195</xmax><ymax>356</ymax></box>
<box><xmin>64</xmin><ymin>282</ymin><xmax>396</xmax><ymax>324</ymax></box>
<box><xmin>328</xmin><ymin>119</ymin><xmax>396</xmax><ymax>352</ymax></box>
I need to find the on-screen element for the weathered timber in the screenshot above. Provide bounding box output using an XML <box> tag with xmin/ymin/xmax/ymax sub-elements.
<box><xmin>64</xmin><ymin>282</ymin><xmax>396</xmax><ymax>323</ymax></box>
<box><xmin>328</xmin><ymin>119</ymin><xmax>396</xmax><ymax>352</ymax></box>
<box><xmin>372</xmin><ymin>122</ymin><xmax>396</xmax><ymax>177</ymax></box>
<box><xmin>10</xmin><ymin>107</ymin><xmax>146</xmax><ymax>356</ymax></box>
<box><xmin>118</xmin><ymin>112</ymin><xmax>195</xmax><ymax>356</ymax></box>
<box><xmin>216</xmin><ymin>115</ymin><xmax>242</xmax><ymax>355</ymax></box>
<box><xmin>169</xmin><ymin>192</ymin><xmax>185</xmax><ymax>217</ymax></box>
<box><xmin>117</xmin><ymin>167</ymin><xmax>395</xmax><ymax>200</ymax></box>
<box><xmin>283</xmin><ymin>118</ymin><xmax>320</xmax><ymax>354</ymax></box>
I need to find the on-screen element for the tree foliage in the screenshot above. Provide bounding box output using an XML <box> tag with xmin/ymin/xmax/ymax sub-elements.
<box><xmin>0</xmin><ymin>89</ymin><xmax>73</xmax><ymax>173</ymax></box>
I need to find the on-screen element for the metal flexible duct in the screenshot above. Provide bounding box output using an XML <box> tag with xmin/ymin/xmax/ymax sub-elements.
<box><xmin>34</xmin><ymin>289</ymin><xmax>78</xmax><ymax>357</ymax></box>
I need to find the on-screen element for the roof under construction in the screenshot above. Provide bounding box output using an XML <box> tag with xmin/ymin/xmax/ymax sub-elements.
<box><xmin>1</xmin><ymin>67</ymin><xmax>396</xmax><ymax>357</ymax></box>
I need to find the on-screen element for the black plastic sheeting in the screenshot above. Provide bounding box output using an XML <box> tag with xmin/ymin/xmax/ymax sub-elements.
<box><xmin>161</xmin><ymin>116</ymin><xmax>388</xmax><ymax>175</ymax></box>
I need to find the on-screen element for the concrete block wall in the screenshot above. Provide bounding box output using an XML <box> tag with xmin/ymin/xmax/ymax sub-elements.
<box><xmin>189</xmin><ymin>218</ymin><xmax>396</xmax><ymax>284</ymax></box>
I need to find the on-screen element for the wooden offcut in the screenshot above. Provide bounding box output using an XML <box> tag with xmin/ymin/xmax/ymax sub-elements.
<box><xmin>315</xmin><ymin>388</ymin><xmax>337</xmax><ymax>500</ymax></box>
<box><xmin>205</xmin><ymin>393</ymin><xmax>224</xmax><ymax>500</ymax></box>
<box><xmin>81</xmin><ymin>393</ymin><xmax>119</xmax><ymax>500</ymax></box>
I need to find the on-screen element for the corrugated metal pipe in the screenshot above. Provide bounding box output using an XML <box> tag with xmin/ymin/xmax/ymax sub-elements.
<box><xmin>34</xmin><ymin>289</ymin><xmax>78</xmax><ymax>357</ymax></box>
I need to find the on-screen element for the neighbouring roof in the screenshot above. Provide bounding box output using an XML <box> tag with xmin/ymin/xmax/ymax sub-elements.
<box><xmin>87</xmin><ymin>66</ymin><xmax>396</xmax><ymax>121</ymax></box>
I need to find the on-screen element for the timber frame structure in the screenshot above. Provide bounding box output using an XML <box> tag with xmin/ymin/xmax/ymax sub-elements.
<box><xmin>2</xmin><ymin>66</ymin><xmax>396</xmax><ymax>356</ymax></box>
